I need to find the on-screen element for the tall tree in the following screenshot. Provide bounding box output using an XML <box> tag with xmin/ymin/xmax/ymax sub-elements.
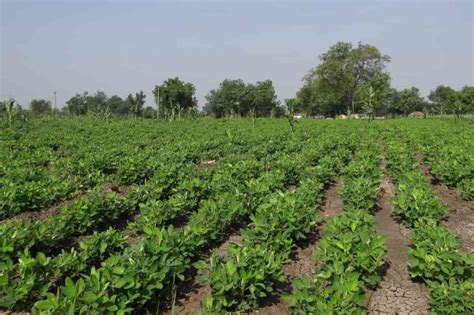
<box><xmin>204</xmin><ymin>79</ymin><xmax>247</xmax><ymax>118</ymax></box>
<box><xmin>66</xmin><ymin>92</ymin><xmax>89</xmax><ymax>115</ymax></box>
<box><xmin>391</xmin><ymin>87</ymin><xmax>424</xmax><ymax>116</ymax></box>
<box><xmin>107</xmin><ymin>95</ymin><xmax>129</xmax><ymax>116</ymax></box>
<box><xmin>127</xmin><ymin>91</ymin><xmax>146</xmax><ymax>117</ymax></box>
<box><xmin>65</xmin><ymin>91</ymin><xmax>108</xmax><ymax>115</ymax></box>
<box><xmin>298</xmin><ymin>41</ymin><xmax>391</xmax><ymax>116</ymax></box>
<box><xmin>30</xmin><ymin>99</ymin><xmax>52</xmax><ymax>116</ymax></box>
<box><xmin>428</xmin><ymin>85</ymin><xmax>457</xmax><ymax>115</ymax></box>
<box><xmin>457</xmin><ymin>86</ymin><xmax>474</xmax><ymax>114</ymax></box>
<box><xmin>244</xmin><ymin>80</ymin><xmax>279</xmax><ymax>117</ymax></box>
<box><xmin>204</xmin><ymin>79</ymin><xmax>279</xmax><ymax>117</ymax></box>
<box><xmin>152</xmin><ymin>77</ymin><xmax>197</xmax><ymax>119</ymax></box>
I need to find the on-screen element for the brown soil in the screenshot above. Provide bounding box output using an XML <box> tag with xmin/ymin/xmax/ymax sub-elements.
<box><xmin>250</xmin><ymin>179</ymin><xmax>345</xmax><ymax>315</ymax></box>
<box><xmin>196</xmin><ymin>160</ymin><xmax>217</xmax><ymax>170</ymax></box>
<box><xmin>367</xmin><ymin>162</ymin><xmax>429</xmax><ymax>315</ymax></box>
<box><xmin>103</xmin><ymin>182</ymin><xmax>129</xmax><ymax>195</ymax></box>
<box><xmin>419</xmin><ymin>162</ymin><xmax>474</xmax><ymax>252</ymax></box>
<box><xmin>1</xmin><ymin>197</ymin><xmax>77</xmax><ymax>224</ymax></box>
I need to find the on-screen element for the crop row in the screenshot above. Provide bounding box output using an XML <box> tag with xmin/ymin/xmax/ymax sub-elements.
<box><xmin>27</xmin><ymin>128</ymin><xmax>359</xmax><ymax>314</ymax></box>
<box><xmin>197</xmin><ymin>148</ymin><xmax>344</xmax><ymax>312</ymax></box>
<box><xmin>24</xmin><ymin>129</ymin><xmax>353</xmax><ymax>314</ymax></box>
<box><xmin>388</xmin><ymin>120</ymin><xmax>473</xmax><ymax>201</ymax></box>
<box><xmin>384</xmin><ymin>137</ymin><xmax>473</xmax><ymax>314</ymax></box>
<box><xmin>29</xmin><ymin>156</ymin><xmax>301</xmax><ymax>313</ymax></box>
<box><xmin>2</xmin><ymin>144</ymin><xmax>295</xmax><ymax>310</ymax></box>
<box><xmin>286</xmin><ymin>140</ymin><xmax>386</xmax><ymax>314</ymax></box>
<box><xmin>1</xmin><ymin>118</ymin><xmax>301</xmax><ymax>220</ymax></box>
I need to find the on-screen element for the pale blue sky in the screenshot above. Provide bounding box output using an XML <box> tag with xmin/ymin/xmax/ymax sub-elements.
<box><xmin>1</xmin><ymin>0</ymin><xmax>473</xmax><ymax>108</ymax></box>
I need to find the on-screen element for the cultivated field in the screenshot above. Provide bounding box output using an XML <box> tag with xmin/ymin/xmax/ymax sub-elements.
<box><xmin>0</xmin><ymin>118</ymin><xmax>473</xmax><ymax>314</ymax></box>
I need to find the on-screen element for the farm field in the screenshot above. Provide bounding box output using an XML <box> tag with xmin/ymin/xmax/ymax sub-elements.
<box><xmin>0</xmin><ymin>118</ymin><xmax>473</xmax><ymax>314</ymax></box>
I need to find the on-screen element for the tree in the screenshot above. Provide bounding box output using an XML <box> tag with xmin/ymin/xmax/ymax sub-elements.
<box><xmin>285</xmin><ymin>98</ymin><xmax>301</xmax><ymax>115</ymax></box>
<box><xmin>298</xmin><ymin>42</ymin><xmax>391</xmax><ymax>116</ymax></box>
<box><xmin>428</xmin><ymin>85</ymin><xmax>457</xmax><ymax>115</ymax></box>
<box><xmin>361</xmin><ymin>86</ymin><xmax>376</xmax><ymax>122</ymax></box>
<box><xmin>65</xmin><ymin>91</ymin><xmax>108</xmax><ymax>116</ymax></box>
<box><xmin>204</xmin><ymin>79</ymin><xmax>279</xmax><ymax>118</ymax></box>
<box><xmin>143</xmin><ymin>106</ymin><xmax>157</xmax><ymax>118</ymax></box>
<box><xmin>391</xmin><ymin>87</ymin><xmax>424</xmax><ymax>116</ymax></box>
<box><xmin>457</xmin><ymin>86</ymin><xmax>474</xmax><ymax>114</ymax></box>
<box><xmin>107</xmin><ymin>95</ymin><xmax>129</xmax><ymax>116</ymax></box>
<box><xmin>30</xmin><ymin>99</ymin><xmax>52</xmax><ymax>116</ymax></box>
<box><xmin>204</xmin><ymin>79</ymin><xmax>247</xmax><ymax>118</ymax></box>
<box><xmin>354</xmin><ymin>73</ymin><xmax>391</xmax><ymax>115</ymax></box>
<box><xmin>66</xmin><ymin>92</ymin><xmax>89</xmax><ymax>115</ymax></box>
<box><xmin>127</xmin><ymin>91</ymin><xmax>146</xmax><ymax>117</ymax></box>
<box><xmin>243</xmin><ymin>80</ymin><xmax>279</xmax><ymax>117</ymax></box>
<box><xmin>152</xmin><ymin>77</ymin><xmax>197</xmax><ymax>119</ymax></box>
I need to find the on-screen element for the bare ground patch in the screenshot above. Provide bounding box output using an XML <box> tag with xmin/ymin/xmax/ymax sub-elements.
<box><xmin>196</xmin><ymin>159</ymin><xmax>217</xmax><ymax>170</ymax></box>
<box><xmin>1</xmin><ymin>197</ymin><xmax>78</xmax><ymax>224</ymax></box>
<box><xmin>419</xmin><ymin>161</ymin><xmax>474</xmax><ymax>252</ymax></box>
<box><xmin>367</xmin><ymin>161</ymin><xmax>429</xmax><ymax>315</ymax></box>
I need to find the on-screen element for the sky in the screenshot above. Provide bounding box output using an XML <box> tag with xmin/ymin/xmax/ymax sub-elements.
<box><xmin>1</xmin><ymin>0</ymin><xmax>473</xmax><ymax>109</ymax></box>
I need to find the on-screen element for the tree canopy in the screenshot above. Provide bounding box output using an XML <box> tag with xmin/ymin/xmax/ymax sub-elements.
<box><xmin>65</xmin><ymin>90</ymin><xmax>147</xmax><ymax>117</ymax></box>
<box><xmin>30</xmin><ymin>99</ymin><xmax>52</xmax><ymax>116</ymax></box>
<box><xmin>204</xmin><ymin>79</ymin><xmax>282</xmax><ymax>118</ymax></box>
<box><xmin>297</xmin><ymin>41</ymin><xmax>391</xmax><ymax>116</ymax></box>
<box><xmin>152</xmin><ymin>77</ymin><xmax>197</xmax><ymax>119</ymax></box>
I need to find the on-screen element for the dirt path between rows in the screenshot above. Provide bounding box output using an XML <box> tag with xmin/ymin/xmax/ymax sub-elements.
<box><xmin>250</xmin><ymin>179</ymin><xmax>345</xmax><ymax>315</ymax></box>
<box><xmin>367</xmin><ymin>161</ymin><xmax>429</xmax><ymax>315</ymax></box>
<box><xmin>419</xmin><ymin>161</ymin><xmax>474</xmax><ymax>252</ymax></box>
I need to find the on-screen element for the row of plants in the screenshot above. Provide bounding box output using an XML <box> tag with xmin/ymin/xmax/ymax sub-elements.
<box><xmin>388</xmin><ymin>119</ymin><xmax>473</xmax><ymax>201</ymax></box>
<box><xmin>27</xmin><ymin>127</ymin><xmax>354</xmax><ymax>314</ymax></box>
<box><xmin>197</xmin><ymin>149</ymin><xmax>344</xmax><ymax>312</ymax></box>
<box><xmin>286</xmin><ymin>141</ymin><xmax>387</xmax><ymax>314</ymax></box>
<box><xmin>2</xmin><ymin>129</ymin><xmax>305</xmax><ymax>265</ymax></box>
<box><xmin>0</xmin><ymin>153</ymin><xmax>262</xmax><ymax>310</ymax></box>
<box><xmin>384</xmin><ymin>137</ymin><xmax>473</xmax><ymax>314</ymax></box>
<box><xmin>29</xmin><ymin>156</ymin><xmax>298</xmax><ymax>313</ymax></box>
<box><xmin>1</xmin><ymin>119</ymin><xmax>340</xmax><ymax>313</ymax></box>
<box><xmin>1</xmin><ymin>117</ymin><xmax>282</xmax><ymax>219</ymax></box>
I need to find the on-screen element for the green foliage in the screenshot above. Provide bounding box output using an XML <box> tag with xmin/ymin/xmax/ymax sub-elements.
<box><xmin>30</xmin><ymin>99</ymin><xmax>52</xmax><ymax>116</ymax></box>
<box><xmin>298</xmin><ymin>41</ymin><xmax>391</xmax><ymax>116</ymax></box>
<box><xmin>152</xmin><ymin>77</ymin><xmax>197</xmax><ymax>119</ymax></box>
<box><xmin>285</xmin><ymin>273</ymin><xmax>366</xmax><ymax>314</ymax></box>
<box><xmin>317</xmin><ymin>211</ymin><xmax>386</xmax><ymax>287</ymax></box>
<box><xmin>204</xmin><ymin>79</ymin><xmax>280</xmax><ymax>118</ymax></box>
<box><xmin>408</xmin><ymin>224</ymin><xmax>473</xmax><ymax>282</ymax></box>
<box><xmin>428</xmin><ymin>278</ymin><xmax>474</xmax><ymax>314</ymax></box>
<box><xmin>201</xmin><ymin>243</ymin><xmax>285</xmax><ymax>311</ymax></box>
<box><xmin>391</xmin><ymin>177</ymin><xmax>449</xmax><ymax>227</ymax></box>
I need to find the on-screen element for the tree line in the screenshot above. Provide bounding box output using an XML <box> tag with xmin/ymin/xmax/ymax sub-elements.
<box><xmin>2</xmin><ymin>41</ymin><xmax>473</xmax><ymax>119</ymax></box>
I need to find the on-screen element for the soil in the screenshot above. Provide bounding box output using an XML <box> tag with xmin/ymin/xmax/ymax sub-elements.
<box><xmin>1</xmin><ymin>197</ymin><xmax>77</xmax><ymax>224</ymax></box>
<box><xmin>367</xmin><ymin>161</ymin><xmax>429</xmax><ymax>315</ymax></box>
<box><xmin>196</xmin><ymin>160</ymin><xmax>217</xmax><ymax>170</ymax></box>
<box><xmin>103</xmin><ymin>182</ymin><xmax>129</xmax><ymax>195</ymax></box>
<box><xmin>419</xmin><ymin>162</ymin><xmax>474</xmax><ymax>252</ymax></box>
